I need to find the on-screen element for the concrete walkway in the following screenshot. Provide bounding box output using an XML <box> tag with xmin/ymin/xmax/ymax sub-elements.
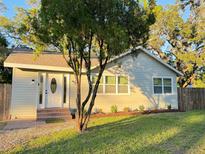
<box><xmin>3</xmin><ymin>120</ymin><xmax>45</xmax><ymax>130</ymax></box>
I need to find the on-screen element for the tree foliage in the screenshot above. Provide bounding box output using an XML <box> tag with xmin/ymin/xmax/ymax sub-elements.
<box><xmin>148</xmin><ymin>2</ymin><xmax>205</xmax><ymax>87</ymax></box>
<box><xmin>0</xmin><ymin>0</ymin><xmax>155</xmax><ymax>131</ymax></box>
<box><xmin>0</xmin><ymin>1</ymin><xmax>11</xmax><ymax>83</ymax></box>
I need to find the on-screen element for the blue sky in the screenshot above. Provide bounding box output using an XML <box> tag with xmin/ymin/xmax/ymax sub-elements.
<box><xmin>2</xmin><ymin>0</ymin><xmax>176</xmax><ymax>19</ymax></box>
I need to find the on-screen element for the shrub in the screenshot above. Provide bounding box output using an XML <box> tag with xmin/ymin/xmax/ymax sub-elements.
<box><xmin>99</xmin><ymin>108</ymin><xmax>103</xmax><ymax>113</ymax></box>
<box><xmin>167</xmin><ymin>104</ymin><xmax>172</xmax><ymax>110</ymax></box>
<box><xmin>111</xmin><ymin>105</ymin><xmax>118</xmax><ymax>113</ymax></box>
<box><xmin>94</xmin><ymin>108</ymin><xmax>103</xmax><ymax>114</ymax></box>
<box><xmin>123</xmin><ymin>107</ymin><xmax>131</xmax><ymax>112</ymax></box>
<box><xmin>133</xmin><ymin>108</ymin><xmax>138</xmax><ymax>112</ymax></box>
<box><xmin>139</xmin><ymin>105</ymin><xmax>145</xmax><ymax>112</ymax></box>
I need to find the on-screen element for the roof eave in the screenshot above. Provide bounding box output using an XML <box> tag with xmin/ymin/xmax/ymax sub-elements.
<box><xmin>4</xmin><ymin>62</ymin><xmax>79</xmax><ymax>72</ymax></box>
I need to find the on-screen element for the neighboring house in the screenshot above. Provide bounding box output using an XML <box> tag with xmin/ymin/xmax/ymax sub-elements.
<box><xmin>4</xmin><ymin>46</ymin><xmax>182</xmax><ymax>120</ymax></box>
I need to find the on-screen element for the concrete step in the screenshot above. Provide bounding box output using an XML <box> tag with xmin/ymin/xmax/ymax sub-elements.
<box><xmin>37</xmin><ymin>108</ymin><xmax>73</xmax><ymax>120</ymax></box>
<box><xmin>38</xmin><ymin>112</ymin><xmax>70</xmax><ymax>116</ymax></box>
<box><xmin>37</xmin><ymin>108</ymin><xmax>69</xmax><ymax>113</ymax></box>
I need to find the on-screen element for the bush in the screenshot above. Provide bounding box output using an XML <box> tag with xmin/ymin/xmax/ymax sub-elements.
<box><xmin>167</xmin><ymin>104</ymin><xmax>172</xmax><ymax>110</ymax></box>
<box><xmin>133</xmin><ymin>108</ymin><xmax>139</xmax><ymax>112</ymax></box>
<box><xmin>123</xmin><ymin>107</ymin><xmax>131</xmax><ymax>112</ymax></box>
<box><xmin>111</xmin><ymin>105</ymin><xmax>118</xmax><ymax>113</ymax></box>
<box><xmin>139</xmin><ymin>105</ymin><xmax>145</xmax><ymax>111</ymax></box>
<box><xmin>94</xmin><ymin>108</ymin><xmax>103</xmax><ymax>114</ymax></box>
<box><xmin>99</xmin><ymin>108</ymin><xmax>103</xmax><ymax>113</ymax></box>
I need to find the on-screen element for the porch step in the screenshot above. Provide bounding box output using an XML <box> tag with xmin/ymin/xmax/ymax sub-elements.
<box><xmin>37</xmin><ymin>108</ymin><xmax>69</xmax><ymax>113</ymax></box>
<box><xmin>37</xmin><ymin>108</ymin><xmax>73</xmax><ymax>120</ymax></box>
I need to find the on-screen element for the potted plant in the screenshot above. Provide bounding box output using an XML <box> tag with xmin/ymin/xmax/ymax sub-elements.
<box><xmin>69</xmin><ymin>108</ymin><xmax>77</xmax><ymax>119</ymax></box>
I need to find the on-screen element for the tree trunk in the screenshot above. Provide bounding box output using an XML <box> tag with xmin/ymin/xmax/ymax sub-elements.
<box><xmin>75</xmin><ymin>60</ymin><xmax>107</xmax><ymax>132</ymax></box>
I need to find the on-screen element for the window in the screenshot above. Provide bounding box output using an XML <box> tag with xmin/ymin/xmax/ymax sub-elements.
<box><xmin>105</xmin><ymin>76</ymin><xmax>116</xmax><ymax>93</ymax></box>
<box><xmin>153</xmin><ymin>78</ymin><xmax>163</xmax><ymax>94</ymax></box>
<box><xmin>163</xmin><ymin>78</ymin><xmax>172</xmax><ymax>94</ymax></box>
<box><xmin>63</xmin><ymin>76</ymin><xmax>67</xmax><ymax>103</ymax></box>
<box><xmin>91</xmin><ymin>74</ymin><xmax>129</xmax><ymax>95</ymax></box>
<box><xmin>153</xmin><ymin>77</ymin><xmax>172</xmax><ymax>94</ymax></box>
<box><xmin>39</xmin><ymin>75</ymin><xmax>43</xmax><ymax>104</ymax></box>
<box><xmin>50</xmin><ymin>78</ymin><xmax>57</xmax><ymax>93</ymax></box>
<box><xmin>92</xmin><ymin>76</ymin><xmax>103</xmax><ymax>93</ymax></box>
<box><xmin>118</xmin><ymin>76</ymin><xmax>128</xmax><ymax>93</ymax></box>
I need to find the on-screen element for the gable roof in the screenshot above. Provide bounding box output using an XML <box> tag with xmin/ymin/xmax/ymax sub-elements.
<box><xmin>4</xmin><ymin>46</ymin><xmax>183</xmax><ymax>76</ymax></box>
<box><xmin>95</xmin><ymin>46</ymin><xmax>182</xmax><ymax>76</ymax></box>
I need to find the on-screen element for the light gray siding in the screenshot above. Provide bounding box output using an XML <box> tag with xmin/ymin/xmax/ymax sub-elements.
<box><xmin>87</xmin><ymin>51</ymin><xmax>178</xmax><ymax>112</ymax></box>
<box><xmin>10</xmin><ymin>68</ymin><xmax>38</xmax><ymax>119</ymax></box>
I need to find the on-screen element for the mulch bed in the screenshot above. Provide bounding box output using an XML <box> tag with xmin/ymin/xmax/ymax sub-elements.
<box><xmin>91</xmin><ymin>109</ymin><xmax>179</xmax><ymax>118</ymax></box>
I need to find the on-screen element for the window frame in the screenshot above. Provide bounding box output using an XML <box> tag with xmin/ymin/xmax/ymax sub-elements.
<box><xmin>91</xmin><ymin>74</ymin><xmax>130</xmax><ymax>95</ymax></box>
<box><xmin>91</xmin><ymin>75</ymin><xmax>104</xmax><ymax>94</ymax></box>
<box><xmin>152</xmin><ymin>76</ymin><xmax>173</xmax><ymax>95</ymax></box>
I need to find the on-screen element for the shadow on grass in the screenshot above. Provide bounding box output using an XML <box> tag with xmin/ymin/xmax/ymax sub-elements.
<box><xmin>10</xmin><ymin>111</ymin><xmax>205</xmax><ymax>154</ymax></box>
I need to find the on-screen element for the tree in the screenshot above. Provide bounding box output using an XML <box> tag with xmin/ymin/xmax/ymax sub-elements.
<box><xmin>1</xmin><ymin>0</ymin><xmax>155</xmax><ymax>132</ymax></box>
<box><xmin>0</xmin><ymin>1</ymin><xmax>11</xmax><ymax>83</ymax></box>
<box><xmin>0</xmin><ymin>33</ymin><xmax>11</xmax><ymax>83</ymax></box>
<box><xmin>147</xmin><ymin>2</ymin><xmax>205</xmax><ymax>87</ymax></box>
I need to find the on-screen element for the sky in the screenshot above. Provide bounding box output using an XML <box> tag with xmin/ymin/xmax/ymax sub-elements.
<box><xmin>2</xmin><ymin>0</ymin><xmax>176</xmax><ymax>19</ymax></box>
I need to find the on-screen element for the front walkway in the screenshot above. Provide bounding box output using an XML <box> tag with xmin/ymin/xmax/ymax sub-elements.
<box><xmin>0</xmin><ymin>119</ymin><xmax>75</xmax><ymax>152</ymax></box>
<box><xmin>3</xmin><ymin>120</ymin><xmax>45</xmax><ymax>130</ymax></box>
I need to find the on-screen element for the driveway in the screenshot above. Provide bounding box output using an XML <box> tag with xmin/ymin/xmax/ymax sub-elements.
<box><xmin>0</xmin><ymin>119</ymin><xmax>75</xmax><ymax>152</ymax></box>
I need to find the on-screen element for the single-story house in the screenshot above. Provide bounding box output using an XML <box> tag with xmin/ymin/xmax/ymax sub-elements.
<box><xmin>4</xmin><ymin>46</ymin><xmax>182</xmax><ymax>120</ymax></box>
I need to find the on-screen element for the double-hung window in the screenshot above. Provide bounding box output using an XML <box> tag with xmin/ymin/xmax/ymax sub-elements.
<box><xmin>91</xmin><ymin>74</ymin><xmax>129</xmax><ymax>95</ymax></box>
<box><xmin>118</xmin><ymin>76</ymin><xmax>129</xmax><ymax>93</ymax></box>
<box><xmin>105</xmin><ymin>76</ymin><xmax>116</xmax><ymax>94</ymax></box>
<box><xmin>153</xmin><ymin>77</ymin><xmax>172</xmax><ymax>94</ymax></box>
<box><xmin>92</xmin><ymin>76</ymin><xmax>103</xmax><ymax>93</ymax></box>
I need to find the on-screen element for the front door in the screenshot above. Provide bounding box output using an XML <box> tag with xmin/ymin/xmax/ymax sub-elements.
<box><xmin>47</xmin><ymin>73</ymin><xmax>63</xmax><ymax>108</ymax></box>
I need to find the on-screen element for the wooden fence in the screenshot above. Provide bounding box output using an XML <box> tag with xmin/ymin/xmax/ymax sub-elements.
<box><xmin>178</xmin><ymin>88</ymin><xmax>205</xmax><ymax>111</ymax></box>
<box><xmin>0</xmin><ymin>84</ymin><xmax>11</xmax><ymax>121</ymax></box>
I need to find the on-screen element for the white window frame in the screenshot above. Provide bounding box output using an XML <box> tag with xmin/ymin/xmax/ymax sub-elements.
<box><xmin>91</xmin><ymin>74</ymin><xmax>130</xmax><ymax>95</ymax></box>
<box><xmin>152</xmin><ymin>76</ymin><xmax>173</xmax><ymax>95</ymax></box>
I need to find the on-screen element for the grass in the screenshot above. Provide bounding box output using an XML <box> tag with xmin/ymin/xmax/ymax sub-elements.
<box><xmin>0</xmin><ymin>121</ymin><xmax>6</xmax><ymax>130</ymax></box>
<box><xmin>5</xmin><ymin>111</ymin><xmax>205</xmax><ymax>154</ymax></box>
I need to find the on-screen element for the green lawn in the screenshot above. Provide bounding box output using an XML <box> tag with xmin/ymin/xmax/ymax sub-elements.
<box><xmin>7</xmin><ymin>111</ymin><xmax>205</xmax><ymax>154</ymax></box>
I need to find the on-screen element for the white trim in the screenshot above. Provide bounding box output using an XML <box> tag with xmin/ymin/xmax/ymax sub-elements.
<box><xmin>152</xmin><ymin>76</ymin><xmax>174</xmax><ymax>95</ymax></box>
<box><xmin>38</xmin><ymin>73</ymin><xmax>46</xmax><ymax>109</ymax></box>
<box><xmin>116</xmin><ymin>74</ymin><xmax>119</xmax><ymax>94</ymax></box>
<box><xmin>45</xmin><ymin>73</ymin><xmax>48</xmax><ymax>108</ymax></box>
